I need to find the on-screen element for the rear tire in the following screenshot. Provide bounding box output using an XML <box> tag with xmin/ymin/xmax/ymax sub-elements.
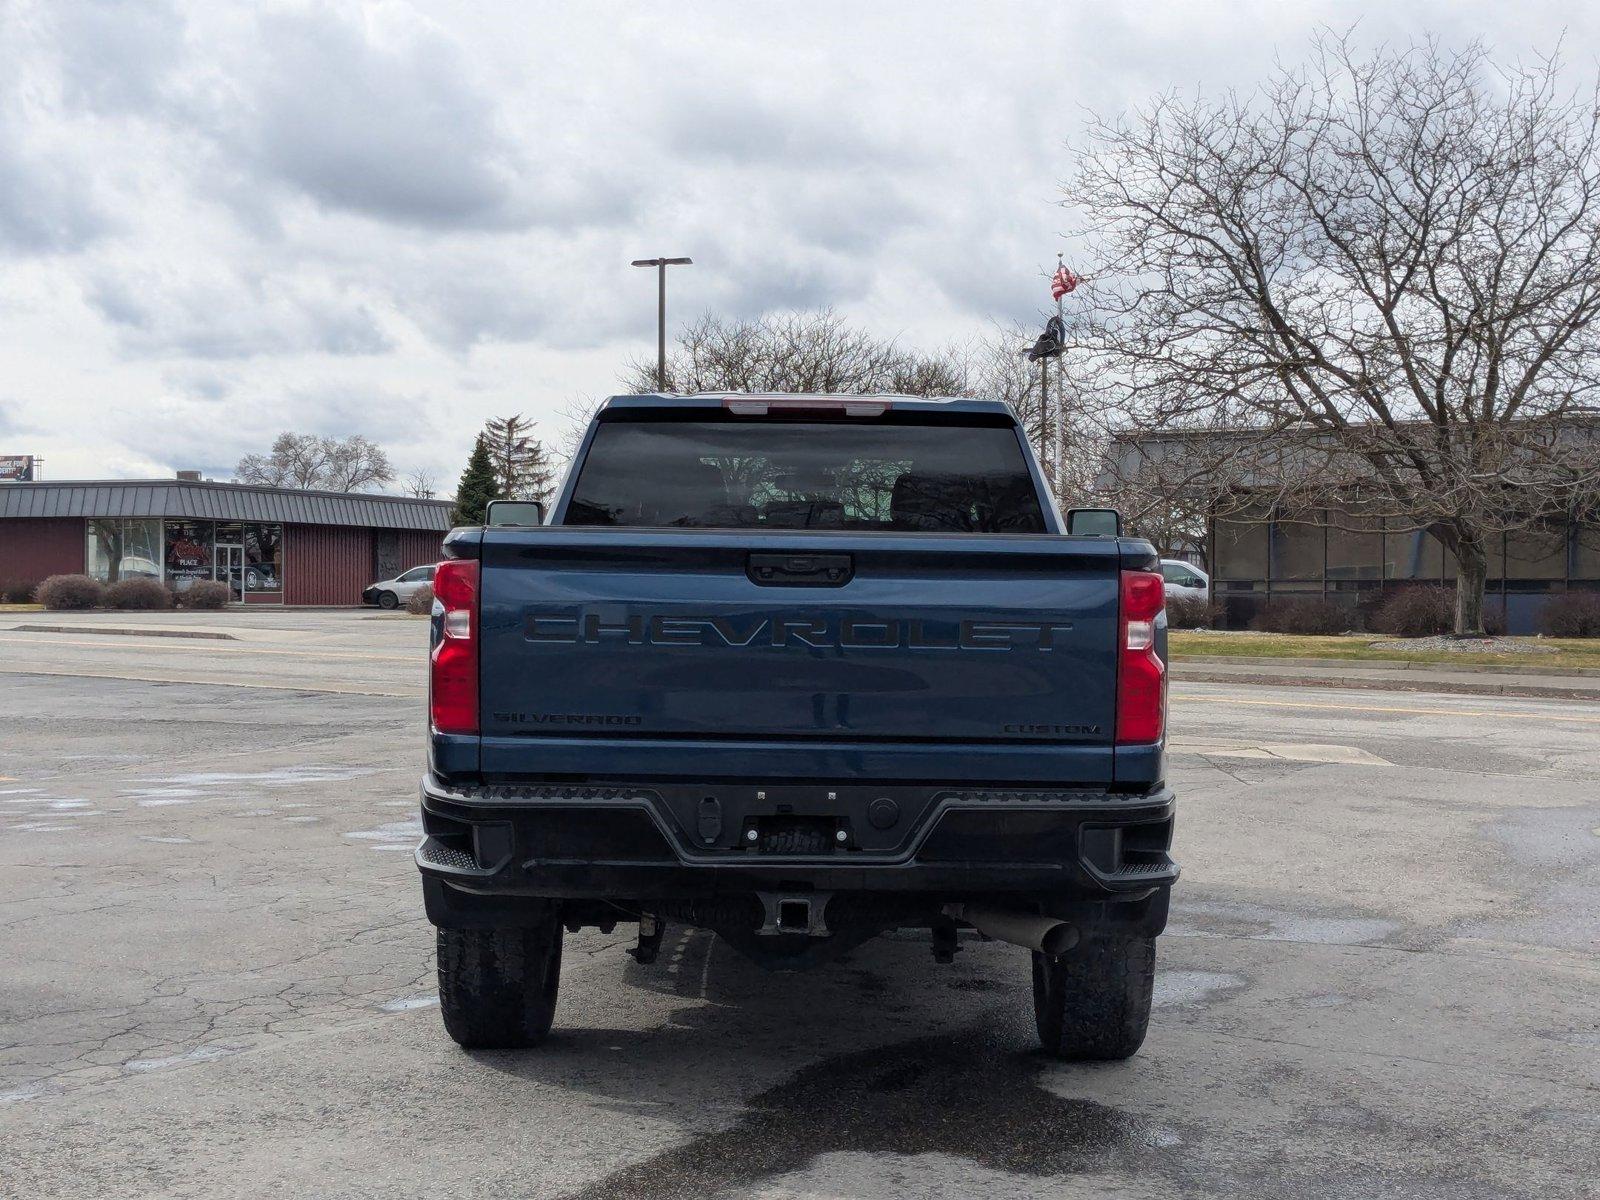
<box><xmin>377</xmin><ymin>590</ymin><xmax>399</xmax><ymax>610</ymax></box>
<box><xmin>1032</xmin><ymin>934</ymin><xmax>1155</xmax><ymax>1061</ymax></box>
<box><xmin>437</xmin><ymin>916</ymin><xmax>563</xmax><ymax>1050</ymax></box>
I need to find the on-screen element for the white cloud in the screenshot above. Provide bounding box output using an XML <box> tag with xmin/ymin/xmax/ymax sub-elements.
<box><xmin>0</xmin><ymin>0</ymin><xmax>1596</xmax><ymax>487</ymax></box>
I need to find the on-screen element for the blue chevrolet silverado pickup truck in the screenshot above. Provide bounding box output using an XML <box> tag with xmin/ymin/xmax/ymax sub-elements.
<box><xmin>416</xmin><ymin>393</ymin><xmax>1176</xmax><ymax>1059</ymax></box>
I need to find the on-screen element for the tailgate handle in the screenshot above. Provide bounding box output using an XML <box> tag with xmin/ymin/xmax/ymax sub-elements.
<box><xmin>747</xmin><ymin>552</ymin><xmax>854</xmax><ymax>587</ymax></box>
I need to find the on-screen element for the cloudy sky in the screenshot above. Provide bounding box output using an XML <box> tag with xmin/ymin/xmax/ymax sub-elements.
<box><xmin>2</xmin><ymin>1</ymin><xmax>1595</xmax><ymax>491</ymax></box>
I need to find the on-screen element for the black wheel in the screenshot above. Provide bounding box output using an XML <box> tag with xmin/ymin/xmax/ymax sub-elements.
<box><xmin>377</xmin><ymin>590</ymin><xmax>399</xmax><ymax>609</ymax></box>
<box><xmin>437</xmin><ymin>916</ymin><xmax>564</xmax><ymax>1050</ymax></box>
<box><xmin>1032</xmin><ymin>934</ymin><xmax>1155</xmax><ymax>1061</ymax></box>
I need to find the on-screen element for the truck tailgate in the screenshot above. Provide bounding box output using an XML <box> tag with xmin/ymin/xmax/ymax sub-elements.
<box><xmin>475</xmin><ymin>529</ymin><xmax>1121</xmax><ymax>784</ymax></box>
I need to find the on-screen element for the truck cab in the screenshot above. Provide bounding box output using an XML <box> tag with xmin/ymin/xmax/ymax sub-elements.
<box><xmin>417</xmin><ymin>394</ymin><xmax>1176</xmax><ymax>1059</ymax></box>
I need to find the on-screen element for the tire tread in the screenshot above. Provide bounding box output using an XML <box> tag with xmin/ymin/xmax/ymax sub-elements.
<box><xmin>1033</xmin><ymin>934</ymin><xmax>1155</xmax><ymax>1061</ymax></box>
<box><xmin>437</xmin><ymin>919</ymin><xmax>562</xmax><ymax>1050</ymax></box>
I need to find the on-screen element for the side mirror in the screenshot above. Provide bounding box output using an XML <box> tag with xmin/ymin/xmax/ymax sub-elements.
<box><xmin>1066</xmin><ymin>508</ymin><xmax>1122</xmax><ymax>537</ymax></box>
<box><xmin>486</xmin><ymin>499</ymin><xmax>545</xmax><ymax>527</ymax></box>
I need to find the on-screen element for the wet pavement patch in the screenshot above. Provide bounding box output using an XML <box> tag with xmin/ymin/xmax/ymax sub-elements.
<box><xmin>558</xmin><ymin>1028</ymin><xmax>1178</xmax><ymax>1200</ymax></box>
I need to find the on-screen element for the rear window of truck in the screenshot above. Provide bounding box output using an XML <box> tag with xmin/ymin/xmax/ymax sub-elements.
<box><xmin>564</xmin><ymin>418</ymin><xmax>1047</xmax><ymax>532</ymax></box>
<box><xmin>566</xmin><ymin>422</ymin><xmax>1049</xmax><ymax>534</ymax></box>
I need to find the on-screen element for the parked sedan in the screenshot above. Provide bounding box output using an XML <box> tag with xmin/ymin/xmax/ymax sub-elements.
<box><xmin>1160</xmin><ymin>558</ymin><xmax>1210</xmax><ymax>602</ymax></box>
<box><xmin>362</xmin><ymin>564</ymin><xmax>437</xmax><ymax>609</ymax></box>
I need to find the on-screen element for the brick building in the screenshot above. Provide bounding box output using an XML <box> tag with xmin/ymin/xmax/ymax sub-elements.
<box><xmin>0</xmin><ymin>477</ymin><xmax>452</xmax><ymax>605</ymax></box>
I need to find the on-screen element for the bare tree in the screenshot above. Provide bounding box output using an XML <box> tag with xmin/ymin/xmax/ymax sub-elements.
<box><xmin>964</xmin><ymin>321</ymin><xmax>1109</xmax><ymax>505</ymax></box>
<box><xmin>236</xmin><ymin>432</ymin><xmax>393</xmax><ymax>492</ymax></box>
<box><xmin>401</xmin><ymin>467</ymin><xmax>438</xmax><ymax>499</ymax></box>
<box><xmin>322</xmin><ymin>435</ymin><xmax>394</xmax><ymax>492</ymax></box>
<box><xmin>620</xmin><ymin>310</ymin><xmax>968</xmax><ymax>399</ymax></box>
<box><xmin>1069</xmin><ymin>34</ymin><xmax>1600</xmax><ymax>633</ymax></box>
<box><xmin>236</xmin><ymin>432</ymin><xmax>330</xmax><ymax>489</ymax></box>
<box><xmin>552</xmin><ymin>395</ymin><xmax>603</xmax><ymax>475</ymax></box>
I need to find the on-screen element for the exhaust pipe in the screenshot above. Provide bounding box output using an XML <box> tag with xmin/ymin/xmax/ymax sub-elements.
<box><xmin>945</xmin><ymin>904</ymin><xmax>1080</xmax><ymax>956</ymax></box>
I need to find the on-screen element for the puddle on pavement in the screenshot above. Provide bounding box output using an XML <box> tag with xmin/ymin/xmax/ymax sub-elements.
<box><xmin>344</xmin><ymin>818</ymin><xmax>423</xmax><ymax>851</ymax></box>
<box><xmin>116</xmin><ymin>766</ymin><xmax>378</xmax><ymax>808</ymax></box>
<box><xmin>557</xmin><ymin>1028</ymin><xmax>1183</xmax><ymax>1200</ymax></box>
<box><xmin>124</xmin><ymin>1044</ymin><xmax>242</xmax><ymax>1073</ymax></box>
<box><xmin>381</xmin><ymin>994</ymin><xmax>440</xmax><ymax>1012</ymax></box>
<box><xmin>1169</xmin><ymin>898</ymin><xmax>1399</xmax><ymax>946</ymax></box>
<box><xmin>1152</xmin><ymin>970</ymin><xmax>1245</xmax><ymax>1008</ymax></box>
<box><xmin>141</xmin><ymin>767</ymin><xmax>377</xmax><ymax>788</ymax></box>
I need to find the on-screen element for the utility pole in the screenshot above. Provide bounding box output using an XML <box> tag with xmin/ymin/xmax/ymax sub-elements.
<box><xmin>630</xmin><ymin>256</ymin><xmax>693</xmax><ymax>391</ymax></box>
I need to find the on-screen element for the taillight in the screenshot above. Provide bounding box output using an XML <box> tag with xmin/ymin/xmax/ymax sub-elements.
<box><xmin>1116</xmin><ymin>569</ymin><xmax>1166</xmax><ymax>744</ymax></box>
<box><xmin>430</xmin><ymin>558</ymin><xmax>479</xmax><ymax>735</ymax></box>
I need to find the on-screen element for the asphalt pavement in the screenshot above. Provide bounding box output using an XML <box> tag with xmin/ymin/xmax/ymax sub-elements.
<box><xmin>2</xmin><ymin>612</ymin><xmax>1597</xmax><ymax>1199</ymax></box>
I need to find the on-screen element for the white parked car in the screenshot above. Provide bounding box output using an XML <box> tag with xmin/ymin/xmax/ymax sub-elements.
<box><xmin>1159</xmin><ymin>559</ymin><xmax>1210</xmax><ymax>602</ymax></box>
<box><xmin>363</xmin><ymin>564</ymin><xmax>437</xmax><ymax>609</ymax></box>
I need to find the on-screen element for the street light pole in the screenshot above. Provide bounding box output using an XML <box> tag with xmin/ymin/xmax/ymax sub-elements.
<box><xmin>631</xmin><ymin>256</ymin><xmax>693</xmax><ymax>391</ymax></box>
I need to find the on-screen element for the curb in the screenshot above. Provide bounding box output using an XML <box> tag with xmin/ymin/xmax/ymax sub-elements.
<box><xmin>8</xmin><ymin>624</ymin><xmax>238</xmax><ymax>641</ymax></box>
<box><xmin>1173</xmin><ymin>667</ymin><xmax>1600</xmax><ymax>703</ymax></box>
<box><xmin>1178</xmin><ymin>653</ymin><xmax>1600</xmax><ymax>679</ymax></box>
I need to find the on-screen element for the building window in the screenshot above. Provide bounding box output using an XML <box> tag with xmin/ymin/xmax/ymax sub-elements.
<box><xmin>242</xmin><ymin>524</ymin><xmax>283</xmax><ymax>592</ymax></box>
<box><xmin>1269</xmin><ymin>509</ymin><xmax>1324</xmax><ymax>583</ymax></box>
<box><xmin>86</xmin><ymin>519</ymin><xmax>163</xmax><ymax>583</ymax></box>
<box><xmin>1385</xmin><ymin>521</ymin><xmax>1448</xmax><ymax>582</ymax></box>
<box><xmin>1504</xmin><ymin>524</ymin><xmax>1566</xmax><ymax>588</ymax></box>
<box><xmin>1576</xmin><ymin>523</ymin><xmax>1600</xmax><ymax>582</ymax></box>
<box><xmin>164</xmin><ymin>520</ymin><xmax>215</xmax><ymax>592</ymax></box>
<box><xmin>1213</xmin><ymin>500</ymin><xmax>1270</xmax><ymax>583</ymax></box>
<box><xmin>1326</xmin><ymin>507</ymin><xmax>1384</xmax><ymax>583</ymax></box>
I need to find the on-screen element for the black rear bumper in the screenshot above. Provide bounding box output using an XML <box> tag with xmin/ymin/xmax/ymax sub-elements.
<box><xmin>415</xmin><ymin>773</ymin><xmax>1178</xmax><ymax>918</ymax></box>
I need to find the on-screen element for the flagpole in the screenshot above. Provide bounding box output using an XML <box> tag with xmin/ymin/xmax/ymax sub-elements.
<box><xmin>1053</xmin><ymin>254</ymin><xmax>1066</xmax><ymax>502</ymax></box>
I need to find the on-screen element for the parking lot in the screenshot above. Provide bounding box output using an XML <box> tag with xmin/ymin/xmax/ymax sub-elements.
<box><xmin>3</xmin><ymin>610</ymin><xmax>1598</xmax><ymax>1199</ymax></box>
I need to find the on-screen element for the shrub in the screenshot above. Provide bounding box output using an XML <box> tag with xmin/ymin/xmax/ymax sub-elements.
<box><xmin>1370</xmin><ymin>586</ymin><xmax>1451</xmax><ymax>637</ymax></box>
<box><xmin>104</xmin><ymin>577</ymin><xmax>173</xmax><ymax>610</ymax></box>
<box><xmin>1248</xmin><ymin>596</ymin><xmax>1350</xmax><ymax>635</ymax></box>
<box><xmin>1539</xmin><ymin>591</ymin><xmax>1600</xmax><ymax>638</ymax></box>
<box><xmin>1166</xmin><ymin>593</ymin><xmax>1223</xmax><ymax>629</ymax></box>
<box><xmin>36</xmin><ymin>574</ymin><xmax>104</xmax><ymax>610</ymax></box>
<box><xmin>405</xmin><ymin>584</ymin><xmax>435</xmax><ymax>615</ymax></box>
<box><xmin>1</xmin><ymin>579</ymin><xmax>37</xmax><ymax>603</ymax></box>
<box><xmin>1370</xmin><ymin>585</ymin><xmax>1505</xmax><ymax>637</ymax></box>
<box><xmin>179</xmin><ymin>580</ymin><xmax>232</xmax><ymax>611</ymax></box>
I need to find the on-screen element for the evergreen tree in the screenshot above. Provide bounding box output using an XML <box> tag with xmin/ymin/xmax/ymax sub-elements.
<box><xmin>483</xmin><ymin>414</ymin><xmax>556</xmax><ymax>502</ymax></box>
<box><xmin>452</xmin><ymin>435</ymin><xmax>498</xmax><ymax>526</ymax></box>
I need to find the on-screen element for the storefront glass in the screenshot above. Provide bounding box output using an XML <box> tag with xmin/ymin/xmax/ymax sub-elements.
<box><xmin>243</xmin><ymin>524</ymin><xmax>283</xmax><ymax>592</ymax></box>
<box><xmin>163</xmin><ymin>520</ymin><xmax>215</xmax><ymax>592</ymax></box>
<box><xmin>85</xmin><ymin>518</ymin><xmax>287</xmax><ymax>600</ymax></box>
<box><xmin>86</xmin><ymin>518</ymin><xmax>164</xmax><ymax>582</ymax></box>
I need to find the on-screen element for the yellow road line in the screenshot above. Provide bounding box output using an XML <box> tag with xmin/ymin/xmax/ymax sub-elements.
<box><xmin>1177</xmin><ymin>692</ymin><xmax>1600</xmax><ymax>724</ymax></box>
<box><xmin>0</xmin><ymin>666</ymin><xmax>414</xmax><ymax>698</ymax></box>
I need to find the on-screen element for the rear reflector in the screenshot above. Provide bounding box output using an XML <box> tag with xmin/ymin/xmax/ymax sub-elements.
<box><xmin>723</xmin><ymin>397</ymin><xmax>891</xmax><ymax>417</ymax></box>
<box><xmin>430</xmin><ymin>558</ymin><xmax>479</xmax><ymax>735</ymax></box>
<box><xmin>1115</xmin><ymin>569</ymin><xmax>1167</xmax><ymax>745</ymax></box>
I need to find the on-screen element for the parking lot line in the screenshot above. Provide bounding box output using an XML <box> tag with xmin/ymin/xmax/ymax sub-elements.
<box><xmin>0</xmin><ymin>665</ymin><xmax>413</xmax><ymax>697</ymax></box>
<box><xmin>0</xmin><ymin>634</ymin><xmax>417</xmax><ymax>663</ymax></box>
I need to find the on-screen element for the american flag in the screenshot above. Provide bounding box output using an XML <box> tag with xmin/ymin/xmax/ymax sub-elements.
<box><xmin>1050</xmin><ymin>264</ymin><xmax>1080</xmax><ymax>300</ymax></box>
